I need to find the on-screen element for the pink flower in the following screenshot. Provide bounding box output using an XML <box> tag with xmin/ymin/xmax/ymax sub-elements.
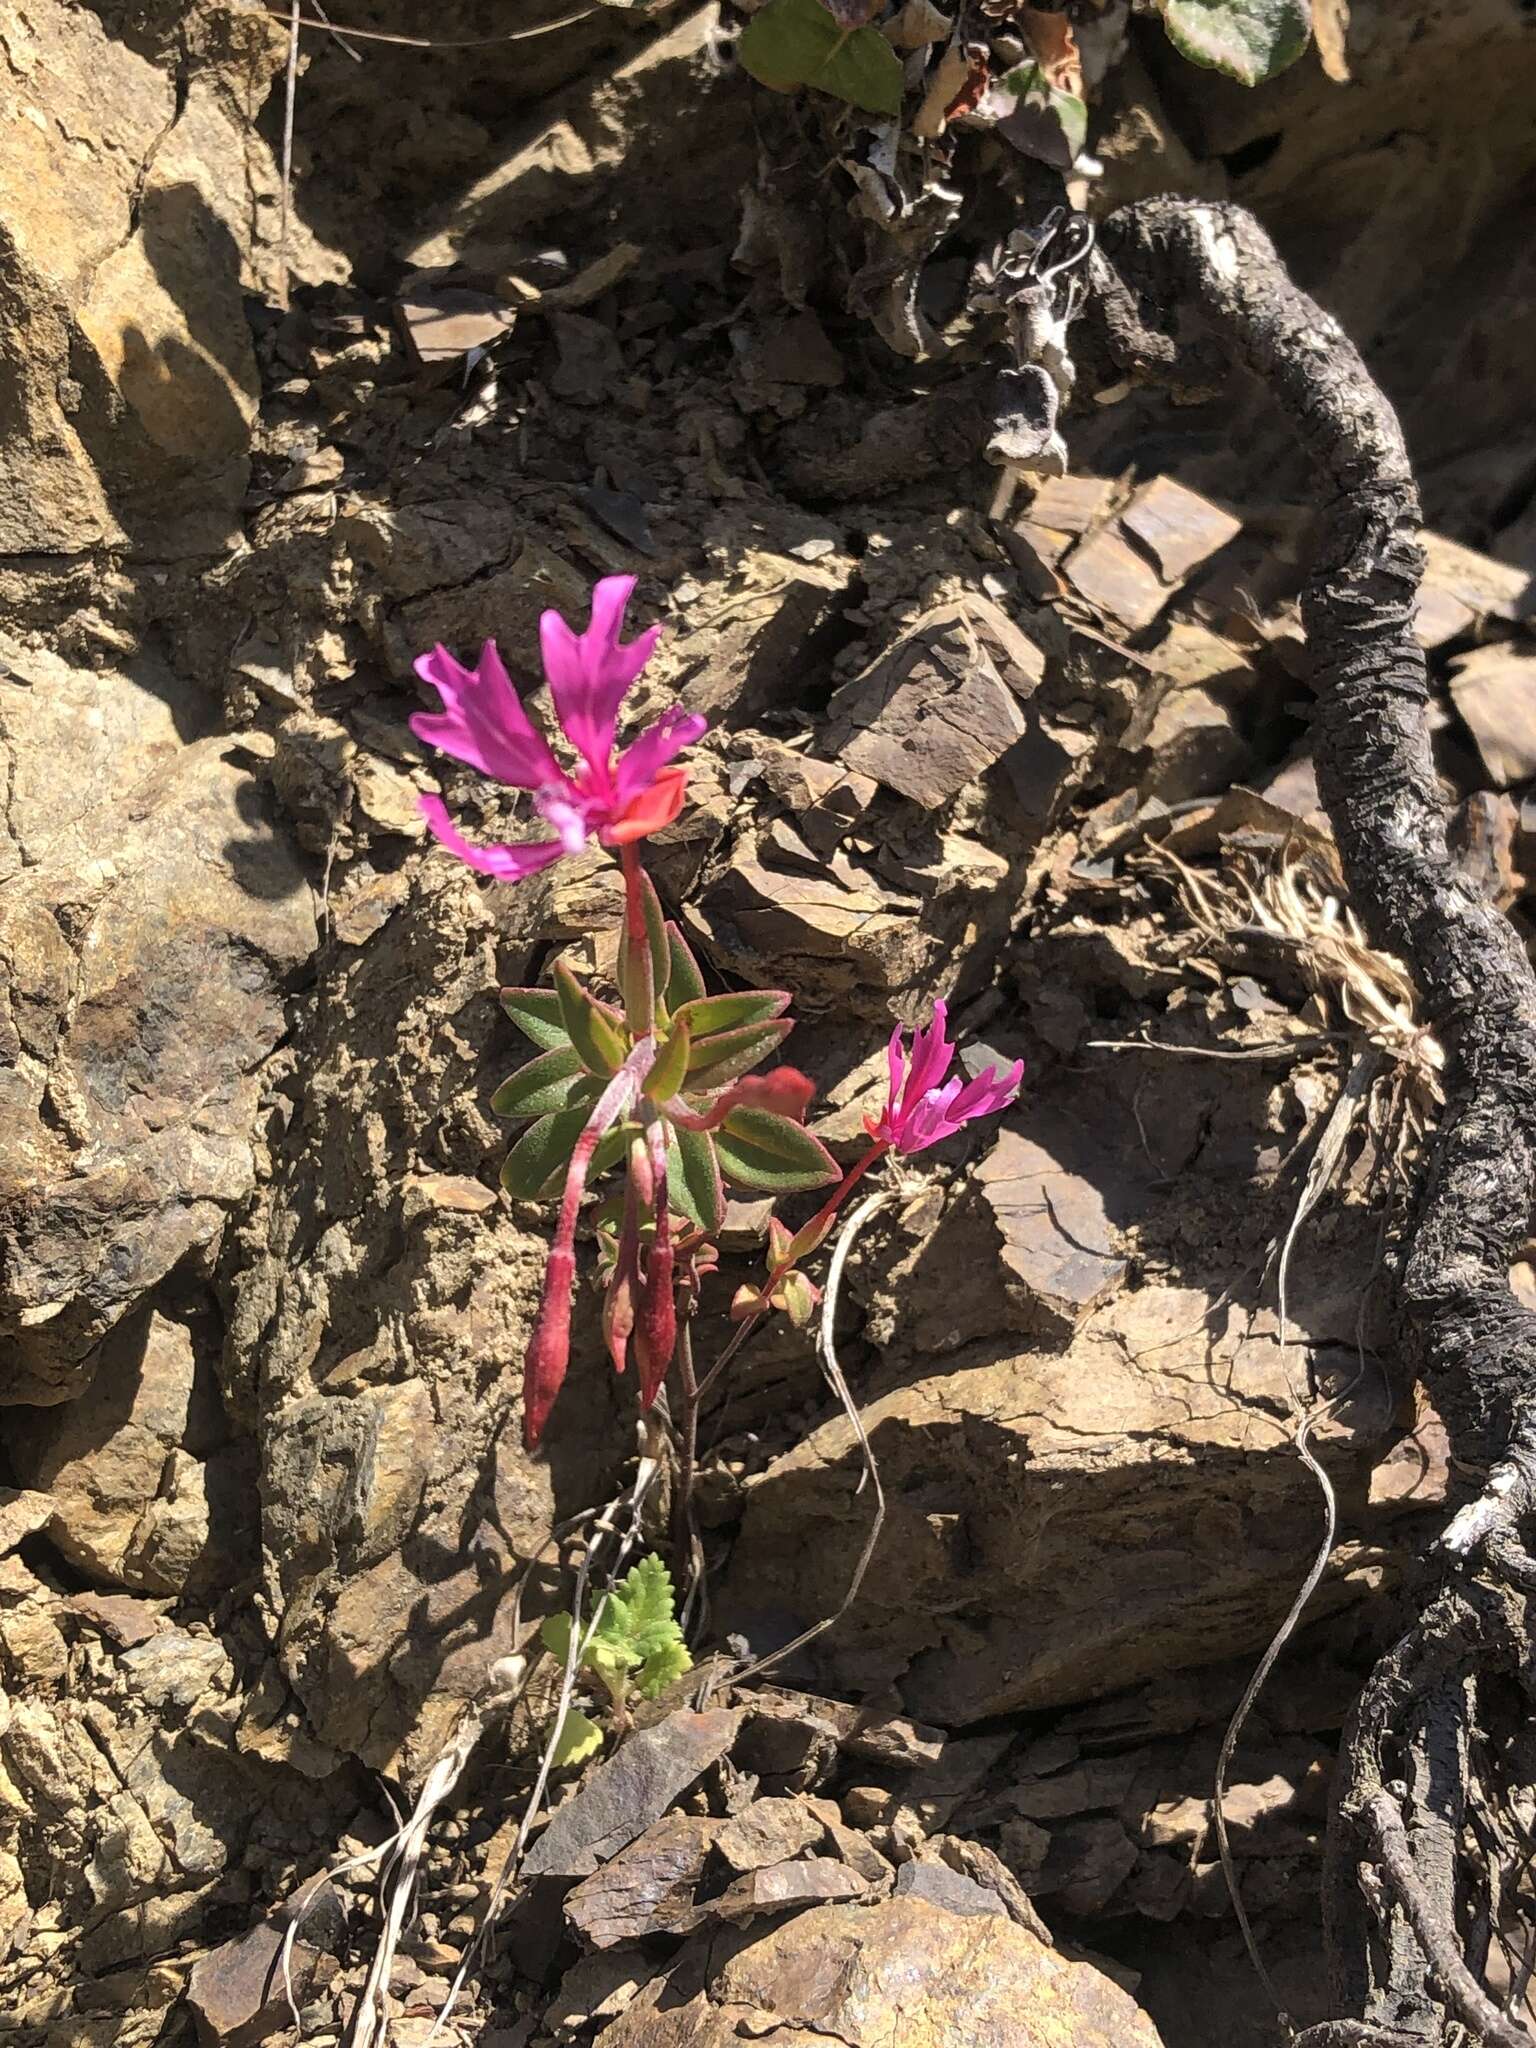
<box><xmin>866</xmin><ymin>1000</ymin><xmax>1023</xmax><ymax>1155</ymax></box>
<box><xmin>410</xmin><ymin>575</ymin><xmax>707</xmax><ymax>880</ymax></box>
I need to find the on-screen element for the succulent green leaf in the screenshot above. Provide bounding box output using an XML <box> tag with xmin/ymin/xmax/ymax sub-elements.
<box><xmin>666</xmin><ymin>1123</ymin><xmax>726</xmax><ymax>1234</ymax></box>
<box><xmin>550</xmin><ymin>1706</ymin><xmax>605</xmax><ymax>1769</ymax></box>
<box><xmin>644</xmin><ymin>1020</ymin><xmax>692</xmax><ymax>1105</ymax></box>
<box><xmin>491</xmin><ymin>1044</ymin><xmax>594</xmax><ymax>1119</ymax></box>
<box><xmin>777</xmin><ymin>1268</ymin><xmax>820</xmax><ymax>1329</ymax></box>
<box><xmin>673</xmin><ymin>992</ymin><xmax>791</xmax><ymax>1037</ymax></box>
<box><xmin>738</xmin><ymin>0</ymin><xmax>903</xmax><ymax>116</ymax></box>
<box><xmin>714</xmin><ymin>1108</ymin><xmax>840</xmax><ymax>1193</ymax></box>
<box><xmin>1158</xmin><ymin>0</ymin><xmax>1310</xmax><ymax>84</ymax></box>
<box><xmin>499</xmin><ymin>987</ymin><xmax>570</xmax><ymax>1052</ymax></box>
<box><xmin>686</xmin><ymin>1021</ymin><xmax>794</xmax><ymax>1089</ymax></box>
<box><xmin>501</xmin><ymin>1106</ymin><xmax>590</xmax><ymax>1200</ymax></box>
<box><xmin>663</xmin><ymin>923</ymin><xmax>706</xmax><ymax>1011</ymax></box>
<box><xmin>555</xmin><ymin>960</ymin><xmax>628</xmax><ymax>1076</ymax></box>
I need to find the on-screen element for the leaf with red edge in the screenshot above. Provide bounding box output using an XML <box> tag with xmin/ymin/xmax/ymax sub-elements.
<box><xmin>686</xmin><ymin>1021</ymin><xmax>794</xmax><ymax>1090</ymax></box>
<box><xmin>499</xmin><ymin>987</ymin><xmax>571</xmax><ymax>1052</ymax></box>
<box><xmin>555</xmin><ymin>959</ymin><xmax>628</xmax><ymax>1076</ymax></box>
<box><xmin>492</xmin><ymin>1045</ymin><xmax>597</xmax><ymax>1119</ymax></box>
<box><xmin>714</xmin><ymin>1107</ymin><xmax>839</xmax><ymax>1193</ymax></box>
<box><xmin>673</xmin><ymin>992</ymin><xmax>790</xmax><ymax>1036</ymax></box>
<box><xmin>644</xmin><ymin>1019</ymin><xmax>693</xmax><ymax>1104</ymax></box>
<box><xmin>666</xmin><ymin>1124</ymin><xmax>726</xmax><ymax>1234</ymax></box>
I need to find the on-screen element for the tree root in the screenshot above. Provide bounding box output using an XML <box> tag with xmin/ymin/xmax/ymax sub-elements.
<box><xmin>1080</xmin><ymin>199</ymin><xmax>1536</xmax><ymax>2046</ymax></box>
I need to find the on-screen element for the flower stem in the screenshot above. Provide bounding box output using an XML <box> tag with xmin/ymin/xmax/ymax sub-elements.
<box><xmin>618</xmin><ymin>842</ymin><xmax>655</xmax><ymax>1039</ymax></box>
<box><xmin>693</xmin><ymin>1140</ymin><xmax>889</xmax><ymax>1404</ymax></box>
<box><xmin>671</xmin><ymin>1318</ymin><xmax>700</xmax><ymax>1574</ymax></box>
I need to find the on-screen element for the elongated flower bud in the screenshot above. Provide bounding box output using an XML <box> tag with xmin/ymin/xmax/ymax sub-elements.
<box><xmin>521</xmin><ymin>1052</ymin><xmax>648</xmax><ymax>1449</ymax></box>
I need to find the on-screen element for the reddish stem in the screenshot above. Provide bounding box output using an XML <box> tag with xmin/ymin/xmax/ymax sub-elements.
<box><xmin>693</xmin><ymin>1140</ymin><xmax>888</xmax><ymax>1403</ymax></box>
<box><xmin>619</xmin><ymin>842</ymin><xmax>655</xmax><ymax>1038</ymax></box>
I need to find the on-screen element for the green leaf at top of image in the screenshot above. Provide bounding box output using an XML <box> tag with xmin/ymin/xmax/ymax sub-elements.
<box><xmin>1159</xmin><ymin>0</ymin><xmax>1310</xmax><ymax>86</ymax></box>
<box><xmin>738</xmin><ymin>0</ymin><xmax>904</xmax><ymax>118</ymax></box>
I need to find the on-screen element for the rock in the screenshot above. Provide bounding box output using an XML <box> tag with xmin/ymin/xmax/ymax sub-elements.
<box><xmin>0</xmin><ymin>1</ymin><xmax>283</xmax><ymax>555</ymax></box>
<box><xmin>725</xmin><ymin>1275</ymin><xmax>1393</xmax><ymax>1725</ymax></box>
<box><xmin>1064</xmin><ymin>526</ymin><xmax>1172</xmax><ymax>633</ymax></box>
<box><xmin>0</xmin><ymin>705</ymin><xmax>316</xmax><ymax>1401</ymax></box>
<box><xmin>1038</xmin><ymin>1816</ymin><xmax>1141</xmax><ymax>1913</ymax></box>
<box><xmin>591</xmin><ymin>1896</ymin><xmax>1166</xmax><ymax>2046</ymax></box>
<box><xmin>187</xmin><ymin>1919</ymin><xmax>337</xmax><ymax>2048</ymax></box>
<box><xmin>543</xmin><ymin>1951</ymin><xmax>652</xmax><ymax>2037</ymax></box>
<box><xmin>839</xmin><ymin>1709</ymin><xmax>946</xmax><ymax>1770</ymax></box>
<box><xmin>734</xmin><ymin>1695</ymin><xmax>843</xmax><ymax>1790</ymax></box>
<box><xmin>8</xmin><ymin>1309</ymin><xmax>223</xmax><ymax>1594</ymax></box>
<box><xmin>1028</xmin><ymin>475</ymin><xmax>1116</xmax><ymax>533</ymax></box>
<box><xmin>395</xmin><ymin>290</ymin><xmax>517</xmax><ymax>365</ymax></box>
<box><xmin>712</xmin><ymin>1797</ymin><xmax>830</xmax><ymax>1875</ymax></box>
<box><xmin>895</xmin><ymin>1858</ymin><xmax>1008</xmax><ymax>1918</ymax></box>
<box><xmin>1120</xmin><ymin>477</ymin><xmax>1242</xmax><ymax>587</ymax></box>
<box><xmin>826</xmin><ymin>598</ymin><xmax>1045</xmax><ymax>810</ymax></box>
<box><xmin>524</xmin><ymin>1710</ymin><xmax>744</xmax><ymax>1880</ymax></box>
<box><xmin>752</xmin><ymin>743</ymin><xmax>878</xmax><ymax>856</ymax></box>
<box><xmin>1449</xmin><ymin>645</ymin><xmax>1536</xmax><ymax>787</ymax></box>
<box><xmin>1418</xmin><ymin>532</ymin><xmax>1533</xmax><ymax>637</ymax></box>
<box><xmin>669</xmin><ymin>549</ymin><xmax>852</xmax><ymax>725</ymax></box>
<box><xmin>707</xmin><ymin>1855</ymin><xmax>869</xmax><ymax>1922</ymax></box>
<box><xmin>0</xmin><ymin>1489</ymin><xmax>54</xmax><ymax>1555</ymax></box>
<box><xmin>564</xmin><ymin>1812</ymin><xmax>721</xmax><ymax>1949</ymax></box>
<box><xmin>975</xmin><ymin>1114</ymin><xmax>1129</xmax><ymax>1336</ymax></box>
<box><xmin>1134</xmin><ymin>684</ymin><xmax>1250</xmax><ymax>804</ymax></box>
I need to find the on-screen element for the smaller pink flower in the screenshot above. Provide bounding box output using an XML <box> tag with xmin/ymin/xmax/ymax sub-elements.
<box><xmin>410</xmin><ymin>575</ymin><xmax>707</xmax><ymax>881</ymax></box>
<box><xmin>866</xmin><ymin>1000</ymin><xmax>1023</xmax><ymax>1155</ymax></box>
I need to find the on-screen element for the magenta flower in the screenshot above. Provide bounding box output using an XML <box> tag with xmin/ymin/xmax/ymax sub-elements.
<box><xmin>866</xmin><ymin>1000</ymin><xmax>1023</xmax><ymax>1154</ymax></box>
<box><xmin>410</xmin><ymin>575</ymin><xmax>707</xmax><ymax>880</ymax></box>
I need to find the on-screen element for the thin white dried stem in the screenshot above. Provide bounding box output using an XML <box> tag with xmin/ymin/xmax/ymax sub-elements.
<box><xmin>422</xmin><ymin>1425</ymin><xmax>663</xmax><ymax>2045</ymax></box>
<box><xmin>1211</xmin><ymin>1051</ymin><xmax>1381</xmax><ymax>2025</ymax></box>
<box><xmin>724</xmin><ymin>1189</ymin><xmax>892</xmax><ymax>1690</ymax></box>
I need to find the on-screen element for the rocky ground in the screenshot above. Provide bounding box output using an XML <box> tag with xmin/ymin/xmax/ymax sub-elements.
<box><xmin>3</xmin><ymin>2</ymin><xmax>1536</xmax><ymax>2044</ymax></box>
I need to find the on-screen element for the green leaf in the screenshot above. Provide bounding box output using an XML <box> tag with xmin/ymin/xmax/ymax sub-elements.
<box><xmin>555</xmin><ymin>960</ymin><xmax>628</xmax><ymax>1076</ymax></box>
<box><xmin>1158</xmin><ymin>0</ymin><xmax>1310</xmax><ymax>85</ymax></box>
<box><xmin>499</xmin><ymin>987</ymin><xmax>570</xmax><ymax>1053</ymax></box>
<box><xmin>491</xmin><ymin>1044</ymin><xmax>594</xmax><ymax>1119</ymax></box>
<box><xmin>737</xmin><ymin>0</ymin><xmax>903</xmax><ymax>117</ymax></box>
<box><xmin>640</xmin><ymin>870</ymin><xmax>670</xmax><ymax>993</ymax></box>
<box><xmin>673</xmin><ymin>992</ymin><xmax>790</xmax><ymax>1037</ymax></box>
<box><xmin>666</xmin><ymin>1124</ymin><xmax>726</xmax><ymax>1234</ymax></box>
<box><xmin>501</xmin><ymin>1106</ymin><xmax>591</xmax><ymax>1200</ymax></box>
<box><xmin>999</xmin><ymin>64</ymin><xmax>1087</xmax><ymax>169</ymax></box>
<box><xmin>686</xmin><ymin>1021</ymin><xmax>794</xmax><ymax>1089</ymax></box>
<box><xmin>550</xmin><ymin>1706</ymin><xmax>605</xmax><ymax>1769</ymax></box>
<box><xmin>541</xmin><ymin>1124</ymin><xmax>629</xmax><ymax>1200</ymax></box>
<box><xmin>664</xmin><ymin>923</ymin><xmax>706</xmax><ymax>1011</ymax></box>
<box><xmin>644</xmin><ymin>1020</ymin><xmax>692</xmax><ymax>1105</ymax></box>
<box><xmin>638</xmin><ymin>1637</ymin><xmax>693</xmax><ymax>1699</ymax></box>
<box><xmin>714</xmin><ymin>1109</ymin><xmax>841</xmax><ymax>1193</ymax></box>
<box><xmin>540</xmin><ymin>1612</ymin><xmax>574</xmax><ymax>1665</ymax></box>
